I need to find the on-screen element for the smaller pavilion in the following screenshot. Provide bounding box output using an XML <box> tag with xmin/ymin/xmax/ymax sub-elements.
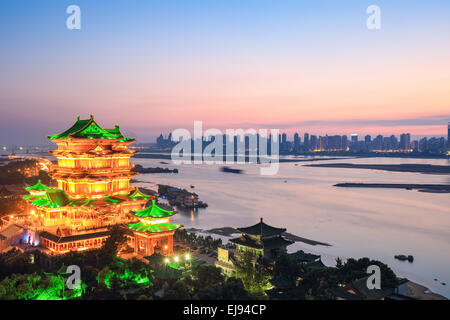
<box><xmin>25</xmin><ymin>180</ymin><xmax>52</xmax><ymax>197</ymax></box>
<box><xmin>230</xmin><ymin>218</ymin><xmax>294</xmax><ymax>260</ymax></box>
<box><xmin>128</xmin><ymin>200</ymin><xmax>182</xmax><ymax>257</ymax></box>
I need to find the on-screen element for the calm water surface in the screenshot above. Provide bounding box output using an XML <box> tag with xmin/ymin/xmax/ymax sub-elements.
<box><xmin>134</xmin><ymin>157</ymin><xmax>450</xmax><ymax>297</ymax></box>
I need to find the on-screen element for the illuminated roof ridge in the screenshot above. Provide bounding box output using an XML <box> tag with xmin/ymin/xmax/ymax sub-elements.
<box><xmin>129</xmin><ymin>188</ymin><xmax>152</xmax><ymax>201</ymax></box>
<box><xmin>26</xmin><ymin>179</ymin><xmax>52</xmax><ymax>191</ymax></box>
<box><xmin>48</xmin><ymin>115</ymin><xmax>134</xmax><ymax>141</ymax></box>
<box><xmin>132</xmin><ymin>199</ymin><xmax>176</xmax><ymax>218</ymax></box>
<box><xmin>31</xmin><ymin>189</ymin><xmax>70</xmax><ymax>208</ymax></box>
<box><xmin>237</xmin><ymin>218</ymin><xmax>286</xmax><ymax>237</ymax></box>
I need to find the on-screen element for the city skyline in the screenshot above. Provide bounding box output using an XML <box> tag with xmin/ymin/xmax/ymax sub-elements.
<box><xmin>1</xmin><ymin>122</ymin><xmax>449</xmax><ymax>149</ymax></box>
<box><xmin>1</xmin><ymin>0</ymin><xmax>450</xmax><ymax>145</ymax></box>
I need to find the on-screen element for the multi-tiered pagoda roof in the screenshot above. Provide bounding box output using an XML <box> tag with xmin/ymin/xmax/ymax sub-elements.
<box><xmin>128</xmin><ymin>200</ymin><xmax>181</xmax><ymax>233</ymax></box>
<box><xmin>25</xmin><ymin>180</ymin><xmax>52</xmax><ymax>196</ymax></box>
<box><xmin>236</xmin><ymin>219</ymin><xmax>287</xmax><ymax>238</ymax></box>
<box><xmin>48</xmin><ymin>115</ymin><xmax>134</xmax><ymax>142</ymax></box>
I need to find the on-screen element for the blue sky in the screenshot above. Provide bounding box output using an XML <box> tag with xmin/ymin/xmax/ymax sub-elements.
<box><xmin>0</xmin><ymin>1</ymin><xmax>449</xmax><ymax>145</ymax></box>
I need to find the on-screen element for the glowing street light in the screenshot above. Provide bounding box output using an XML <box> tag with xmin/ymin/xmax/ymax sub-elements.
<box><xmin>174</xmin><ymin>256</ymin><xmax>179</xmax><ymax>262</ymax></box>
<box><xmin>164</xmin><ymin>258</ymin><xmax>169</xmax><ymax>264</ymax></box>
<box><xmin>185</xmin><ymin>253</ymin><xmax>190</xmax><ymax>260</ymax></box>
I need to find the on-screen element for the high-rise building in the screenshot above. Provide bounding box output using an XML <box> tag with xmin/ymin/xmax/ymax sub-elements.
<box><xmin>364</xmin><ymin>135</ymin><xmax>372</xmax><ymax>151</ymax></box>
<box><xmin>400</xmin><ymin>133</ymin><xmax>411</xmax><ymax>151</ymax></box>
<box><xmin>390</xmin><ymin>135</ymin><xmax>398</xmax><ymax>150</ymax></box>
<box><xmin>447</xmin><ymin>122</ymin><xmax>450</xmax><ymax>148</ymax></box>
<box><xmin>304</xmin><ymin>133</ymin><xmax>310</xmax><ymax>151</ymax></box>
<box><xmin>419</xmin><ymin>137</ymin><xmax>428</xmax><ymax>152</ymax></box>
<box><xmin>342</xmin><ymin>135</ymin><xmax>348</xmax><ymax>151</ymax></box>
<box><xmin>310</xmin><ymin>135</ymin><xmax>318</xmax><ymax>151</ymax></box>
<box><xmin>294</xmin><ymin>133</ymin><xmax>301</xmax><ymax>152</ymax></box>
<box><xmin>373</xmin><ymin>135</ymin><xmax>383</xmax><ymax>150</ymax></box>
<box><xmin>327</xmin><ymin>135</ymin><xmax>343</xmax><ymax>151</ymax></box>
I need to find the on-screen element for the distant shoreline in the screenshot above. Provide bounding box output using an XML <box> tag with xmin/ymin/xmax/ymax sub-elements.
<box><xmin>305</xmin><ymin>163</ymin><xmax>450</xmax><ymax>175</ymax></box>
<box><xmin>335</xmin><ymin>183</ymin><xmax>450</xmax><ymax>193</ymax></box>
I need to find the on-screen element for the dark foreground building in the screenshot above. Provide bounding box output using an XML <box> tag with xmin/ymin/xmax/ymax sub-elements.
<box><xmin>230</xmin><ymin>218</ymin><xmax>293</xmax><ymax>260</ymax></box>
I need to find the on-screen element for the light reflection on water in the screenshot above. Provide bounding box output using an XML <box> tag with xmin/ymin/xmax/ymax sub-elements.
<box><xmin>134</xmin><ymin>157</ymin><xmax>450</xmax><ymax>297</ymax></box>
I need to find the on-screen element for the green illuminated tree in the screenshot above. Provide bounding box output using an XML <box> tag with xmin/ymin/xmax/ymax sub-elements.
<box><xmin>234</xmin><ymin>251</ymin><xmax>270</xmax><ymax>299</ymax></box>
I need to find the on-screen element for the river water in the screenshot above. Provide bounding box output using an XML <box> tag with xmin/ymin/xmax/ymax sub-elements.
<box><xmin>133</xmin><ymin>156</ymin><xmax>450</xmax><ymax>298</ymax></box>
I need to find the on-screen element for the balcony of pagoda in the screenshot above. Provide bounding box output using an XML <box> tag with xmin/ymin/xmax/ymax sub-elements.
<box><xmin>50</xmin><ymin>139</ymin><xmax>136</xmax><ymax>153</ymax></box>
<box><xmin>63</xmin><ymin>187</ymin><xmax>136</xmax><ymax>199</ymax></box>
<box><xmin>51</xmin><ymin>166</ymin><xmax>136</xmax><ymax>176</ymax></box>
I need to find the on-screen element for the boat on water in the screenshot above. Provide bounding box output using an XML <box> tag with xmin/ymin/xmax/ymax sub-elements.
<box><xmin>220</xmin><ymin>166</ymin><xmax>243</xmax><ymax>174</ymax></box>
<box><xmin>395</xmin><ymin>255</ymin><xmax>414</xmax><ymax>262</ymax></box>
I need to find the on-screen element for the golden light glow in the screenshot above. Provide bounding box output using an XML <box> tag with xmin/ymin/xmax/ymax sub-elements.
<box><xmin>140</xmin><ymin>218</ymin><xmax>170</xmax><ymax>225</ymax></box>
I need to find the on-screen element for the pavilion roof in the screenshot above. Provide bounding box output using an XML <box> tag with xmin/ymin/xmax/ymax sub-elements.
<box><xmin>132</xmin><ymin>200</ymin><xmax>177</xmax><ymax>218</ymax></box>
<box><xmin>31</xmin><ymin>190</ymin><xmax>70</xmax><ymax>208</ymax></box>
<box><xmin>48</xmin><ymin>115</ymin><xmax>135</xmax><ymax>141</ymax></box>
<box><xmin>237</xmin><ymin>218</ymin><xmax>286</xmax><ymax>237</ymax></box>
<box><xmin>288</xmin><ymin>250</ymin><xmax>321</xmax><ymax>263</ymax></box>
<box><xmin>303</xmin><ymin>259</ymin><xmax>326</xmax><ymax>270</ymax></box>
<box><xmin>129</xmin><ymin>188</ymin><xmax>152</xmax><ymax>201</ymax></box>
<box><xmin>29</xmin><ymin>190</ymin><xmax>144</xmax><ymax>209</ymax></box>
<box><xmin>128</xmin><ymin>222</ymin><xmax>182</xmax><ymax>233</ymax></box>
<box><xmin>25</xmin><ymin>180</ymin><xmax>51</xmax><ymax>192</ymax></box>
<box><xmin>230</xmin><ymin>234</ymin><xmax>293</xmax><ymax>250</ymax></box>
<box><xmin>67</xmin><ymin>196</ymin><xmax>125</xmax><ymax>208</ymax></box>
<box><xmin>346</xmin><ymin>276</ymin><xmax>393</xmax><ymax>300</ymax></box>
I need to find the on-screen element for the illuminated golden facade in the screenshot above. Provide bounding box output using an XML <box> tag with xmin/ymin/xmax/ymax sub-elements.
<box><xmin>19</xmin><ymin>116</ymin><xmax>182</xmax><ymax>256</ymax></box>
<box><xmin>49</xmin><ymin>117</ymin><xmax>137</xmax><ymax>199</ymax></box>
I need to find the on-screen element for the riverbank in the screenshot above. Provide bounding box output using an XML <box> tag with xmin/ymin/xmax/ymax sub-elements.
<box><xmin>335</xmin><ymin>183</ymin><xmax>450</xmax><ymax>193</ymax></box>
<box><xmin>305</xmin><ymin>163</ymin><xmax>450</xmax><ymax>174</ymax></box>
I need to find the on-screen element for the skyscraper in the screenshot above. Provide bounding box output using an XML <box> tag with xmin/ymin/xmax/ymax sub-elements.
<box><xmin>304</xmin><ymin>133</ymin><xmax>310</xmax><ymax>151</ymax></box>
<box><xmin>294</xmin><ymin>133</ymin><xmax>300</xmax><ymax>152</ymax></box>
<box><xmin>447</xmin><ymin>122</ymin><xmax>450</xmax><ymax>148</ymax></box>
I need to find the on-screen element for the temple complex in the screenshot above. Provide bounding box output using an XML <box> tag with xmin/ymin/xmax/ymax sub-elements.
<box><xmin>5</xmin><ymin>115</ymin><xmax>182</xmax><ymax>257</ymax></box>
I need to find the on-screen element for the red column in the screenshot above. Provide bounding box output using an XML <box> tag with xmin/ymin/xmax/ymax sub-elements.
<box><xmin>168</xmin><ymin>235</ymin><xmax>173</xmax><ymax>256</ymax></box>
<box><xmin>134</xmin><ymin>235</ymin><xmax>139</xmax><ymax>254</ymax></box>
<box><xmin>148</xmin><ymin>238</ymin><xmax>154</xmax><ymax>256</ymax></box>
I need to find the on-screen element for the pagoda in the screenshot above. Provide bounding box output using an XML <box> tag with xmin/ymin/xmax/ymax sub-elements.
<box><xmin>25</xmin><ymin>180</ymin><xmax>52</xmax><ymax>196</ymax></box>
<box><xmin>128</xmin><ymin>199</ymin><xmax>182</xmax><ymax>256</ymax></box>
<box><xmin>230</xmin><ymin>218</ymin><xmax>293</xmax><ymax>260</ymax></box>
<box><xmin>20</xmin><ymin>115</ymin><xmax>181</xmax><ymax>257</ymax></box>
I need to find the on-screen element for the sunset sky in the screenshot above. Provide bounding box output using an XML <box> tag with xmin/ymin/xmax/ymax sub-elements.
<box><xmin>1</xmin><ymin>0</ymin><xmax>449</xmax><ymax>145</ymax></box>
